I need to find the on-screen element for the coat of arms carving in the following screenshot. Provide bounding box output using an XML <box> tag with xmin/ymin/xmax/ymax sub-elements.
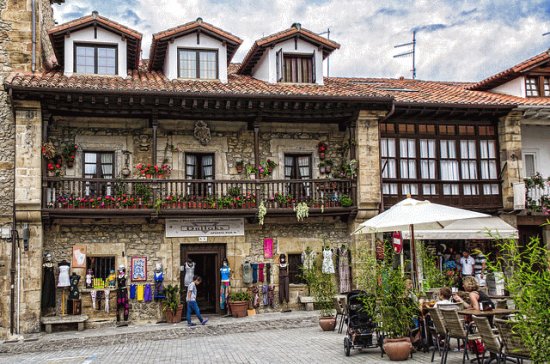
<box><xmin>194</xmin><ymin>120</ymin><xmax>211</xmax><ymax>146</ymax></box>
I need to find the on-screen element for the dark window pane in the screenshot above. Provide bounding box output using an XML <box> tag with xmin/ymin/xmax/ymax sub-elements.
<box><xmin>283</xmin><ymin>55</ymin><xmax>313</xmax><ymax>83</ymax></box>
<box><xmin>288</xmin><ymin>254</ymin><xmax>305</xmax><ymax>284</ymax></box>
<box><xmin>86</xmin><ymin>256</ymin><xmax>115</xmax><ymax>280</ymax></box>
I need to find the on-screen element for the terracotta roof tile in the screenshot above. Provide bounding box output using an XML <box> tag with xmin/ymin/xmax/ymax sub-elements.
<box><xmin>238</xmin><ymin>24</ymin><xmax>340</xmax><ymax>75</ymax></box>
<box><xmin>7</xmin><ymin>68</ymin><xmax>550</xmax><ymax>107</ymax></box>
<box><xmin>468</xmin><ymin>50</ymin><xmax>550</xmax><ymax>91</ymax></box>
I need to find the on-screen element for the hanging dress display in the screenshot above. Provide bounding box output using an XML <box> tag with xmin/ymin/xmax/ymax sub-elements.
<box><xmin>301</xmin><ymin>249</ymin><xmax>316</xmax><ymax>270</ymax></box>
<box><xmin>41</xmin><ymin>261</ymin><xmax>56</xmax><ymax>311</ymax></box>
<box><xmin>278</xmin><ymin>255</ymin><xmax>289</xmax><ymax>304</ymax></box>
<box><xmin>184</xmin><ymin>261</ymin><xmax>196</xmax><ymax>287</ymax></box>
<box><xmin>242</xmin><ymin>261</ymin><xmax>253</xmax><ymax>285</ymax></box>
<box><xmin>322</xmin><ymin>248</ymin><xmax>335</xmax><ymax>274</ymax></box>
<box><xmin>137</xmin><ymin>284</ymin><xmax>144</xmax><ymax>301</ymax></box>
<box><xmin>337</xmin><ymin>246</ymin><xmax>351</xmax><ymax>293</ymax></box>
<box><xmin>144</xmin><ymin>284</ymin><xmax>153</xmax><ymax>302</ymax></box>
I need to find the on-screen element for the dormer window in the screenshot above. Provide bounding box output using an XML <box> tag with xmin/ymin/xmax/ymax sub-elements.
<box><xmin>178</xmin><ymin>48</ymin><xmax>218</xmax><ymax>79</ymax></box>
<box><xmin>525</xmin><ymin>76</ymin><xmax>550</xmax><ymax>97</ymax></box>
<box><xmin>282</xmin><ymin>53</ymin><xmax>315</xmax><ymax>83</ymax></box>
<box><xmin>74</xmin><ymin>43</ymin><xmax>117</xmax><ymax>75</ymax></box>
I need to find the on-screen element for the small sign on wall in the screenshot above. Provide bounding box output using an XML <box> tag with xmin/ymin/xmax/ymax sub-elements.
<box><xmin>72</xmin><ymin>245</ymin><xmax>87</xmax><ymax>268</ymax></box>
<box><xmin>166</xmin><ymin>218</ymin><xmax>245</xmax><ymax>237</ymax></box>
<box><xmin>131</xmin><ymin>256</ymin><xmax>147</xmax><ymax>282</ymax></box>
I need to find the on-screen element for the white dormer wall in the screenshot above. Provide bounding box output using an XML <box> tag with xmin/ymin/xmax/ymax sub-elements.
<box><xmin>491</xmin><ymin>77</ymin><xmax>525</xmax><ymax>97</ymax></box>
<box><xmin>252</xmin><ymin>38</ymin><xmax>324</xmax><ymax>85</ymax></box>
<box><xmin>64</xmin><ymin>27</ymin><xmax>128</xmax><ymax>77</ymax></box>
<box><xmin>164</xmin><ymin>33</ymin><xmax>228</xmax><ymax>83</ymax></box>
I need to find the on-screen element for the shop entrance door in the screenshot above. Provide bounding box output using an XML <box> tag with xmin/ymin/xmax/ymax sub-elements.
<box><xmin>181</xmin><ymin>244</ymin><xmax>225</xmax><ymax>314</ymax></box>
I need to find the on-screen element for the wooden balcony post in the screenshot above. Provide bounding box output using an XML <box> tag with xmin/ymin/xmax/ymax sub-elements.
<box><xmin>349</xmin><ymin>118</ymin><xmax>357</xmax><ymax>205</ymax></box>
<box><xmin>253</xmin><ymin>118</ymin><xmax>261</xmax><ymax>179</ymax></box>
<box><xmin>151</xmin><ymin>109</ymin><xmax>159</xmax><ymax>164</ymax></box>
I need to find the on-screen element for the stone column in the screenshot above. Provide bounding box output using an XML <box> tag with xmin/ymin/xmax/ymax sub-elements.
<box><xmin>498</xmin><ymin>110</ymin><xmax>523</xmax><ymax>211</ymax></box>
<box><xmin>14</xmin><ymin>100</ymin><xmax>43</xmax><ymax>334</ymax></box>
<box><xmin>350</xmin><ymin>109</ymin><xmax>387</xmax><ymax>288</ymax></box>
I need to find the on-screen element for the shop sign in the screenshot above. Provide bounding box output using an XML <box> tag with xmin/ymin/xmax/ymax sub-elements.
<box><xmin>166</xmin><ymin>218</ymin><xmax>245</xmax><ymax>237</ymax></box>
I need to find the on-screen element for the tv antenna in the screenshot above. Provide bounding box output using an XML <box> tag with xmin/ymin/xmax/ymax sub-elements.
<box><xmin>394</xmin><ymin>30</ymin><xmax>417</xmax><ymax>79</ymax></box>
<box><xmin>318</xmin><ymin>28</ymin><xmax>331</xmax><ymax>77</ymax></box>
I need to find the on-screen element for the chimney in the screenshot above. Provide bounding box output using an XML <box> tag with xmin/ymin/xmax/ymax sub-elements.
<box><xmin>291</xmin><ymin>22</ymin><xmax>301</xmax><ymax>30</ymax></box>
<box><xmin>196</xmin><ymin>17</ymin><xmax>203</xmax><ymax>23</ymax></box>
<box><xmin>92</xmin><ymin>10</ymin><xmax>99</xmax><ymax>18</ymax></box>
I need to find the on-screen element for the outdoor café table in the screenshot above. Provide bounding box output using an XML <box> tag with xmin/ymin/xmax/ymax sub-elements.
<box><xmin>457</xmin><ymin>308</ymin><xmax>518</xmax><ymax>317</ymax></box>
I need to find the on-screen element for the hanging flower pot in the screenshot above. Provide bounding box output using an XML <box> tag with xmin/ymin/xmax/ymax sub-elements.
<box><xmin>66</xmin><ymin>159</ymin><xmax>75</xmax><ymax>168</ymax></box>
<box><xmin>320</xmin><ymin>166</ymin><xmax>326</xmax><ymax>174</ymax></box>
<box><xmin>319</xmin><ymin>152</ymin><xmax>325</xmax><ymax>160</ymax></box>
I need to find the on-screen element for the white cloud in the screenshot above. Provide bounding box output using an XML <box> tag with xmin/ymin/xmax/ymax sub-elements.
<box><xmin>52</xmin><ymin>0</ymin><xmax>550</xmax><ymax>82</ymax></box>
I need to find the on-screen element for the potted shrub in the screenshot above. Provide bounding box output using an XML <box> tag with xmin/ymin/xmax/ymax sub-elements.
<box><xmin>318</xmin><ymin>161</ymin><xmax>326</xmax><ymax>174</ymax></box>
<box><xmin>228</xmin><ymin>291</ymin><xmax>251</xmax><ymax>318</ymax></box>
<box><xmin>163</xmin><ymin>284</ymin><xmax>183</xmax><ymax>323</ymax></box>
<box><xmin>307</xmin><ymin>259</ymin><xmax>337</xmax><ymax>331</ymax></box>
<box><xmin>235</xmin><ymin>160</ymin><xmax>244</xmax><ymax>174</ymax></box>
<box><xmin>62</xmin><ymin>143</ymin><xmax>78</xmax><ymax>168</ymax></box>
<box><xmin>325</xmin><ymin>159</ymin><xmax>334</xmax><ymax>174</ymax></box>
<box><xmin>339</xmin><ymin>194</ymin><xmax>353</xmax><ymax>207</ymax></box>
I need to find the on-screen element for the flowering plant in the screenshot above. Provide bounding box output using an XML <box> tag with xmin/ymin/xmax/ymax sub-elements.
<box><xmin>46</xmin><ymin>161</ymin><xmax>63</xmax><ymax>177</ymax></box>
<box><xmin>258</xmin><ymin>159</ymin><xmax>277</xmax><ymax>177</ymax></box>
<box><xmin>135</xmin><ymin>163</ymin><xmax>172</xmax><ymax>178</ymax></box>
<box><xmin>62</xmin><ymin>144</ymin><xmax>79</xmax><ymax>159</ymax></box>
<box><xmin>41</xmin><ymin>142</ymin><xmax>56</xmax><ymax>160</ymax></box>
<box><xmin>158</xmin><ymin>164</ymin><xmax>172</xmax><ymax>176</ymax></box>
<box><xmin>317</xmin><ymin>141</ymin><xmax>328</xmax><ymax>153</ymax></box>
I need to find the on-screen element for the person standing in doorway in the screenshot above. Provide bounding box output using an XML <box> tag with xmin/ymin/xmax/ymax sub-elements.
<box><xmin>459</xmin><ymin>250</ymin><xmax>475</xmax><ymax>289</ymax></box>
<box><xmin>472</xmin><ymin>248</ymin><xmax>487</xmax><ymax>287</ymax></box>
<box><xmin>186</xmin><ymin>275</ymin><xmax>208</xmax><ymax>326</ymax></box>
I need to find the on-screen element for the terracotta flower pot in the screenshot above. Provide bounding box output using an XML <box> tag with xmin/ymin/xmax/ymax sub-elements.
<box><xmin>319</xmin><ymin>316</ymin><xmax>337</xmax><ymax>331</ymax></box>
<box><xmin>229</xmin><ymin>301</ymin><xmax>248</xmax><ymax>318</ymax></box>
<box><xmin>165</xmin><ymin>304</ymin><xmax>183</xmax><ymax>323</ymax></box>
<box><xmin>383</xmin><ymin>337</ymin><xmax>412</xmax><ymax>361</ymax></box>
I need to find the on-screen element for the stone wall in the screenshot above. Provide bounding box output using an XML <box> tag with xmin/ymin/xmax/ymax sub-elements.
<box><xmin>498</xmin><ymin>110</ymin><xmax>523</xmax><ymax>211</ymax></box>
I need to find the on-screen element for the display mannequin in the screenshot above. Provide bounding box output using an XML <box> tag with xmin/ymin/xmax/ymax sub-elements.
<box><xmin>337</xmin><ymin>245</ymin><xmax>351</xmax><ymax>293</ymax></box>
<box><xmin>69</xmin><ymin>273</ymin><xmax>81</xmax><ymax>300</ymax></box>
<box><xmin>107</xmin><ymin>269</ymin><xmax>117</xmax><ymax>288</ymax></box>
<box><xmin>154</xmin><ymin>262</ymin><xmax>165</xmax><ymax>299</ymax></box>
<box><xmin>278</xmin><ymin>254</ymin><xmax>291</xmax><ymax>312</ymax></box>
<box><xmin>322</xmin><ymin>246</ymin><xmax>335</xmax><ymax>274</ymax></box>
<box><xmin>116</xmin><ymin>265</ymin><xmax>129</xmax><ymax>323</ymax></box>
<box><xmin>220</xmin><ymin>257</ymin><xmax>231</xmax><ymax>316</ymax></box>
<box><xmin>57</xmin><ymin>259</ymin><xmax>70</xmax><ymax>315</ymax></box>
<box><xmin>184</xmin><ymin>258</ymin><xmax>196</xmax><ymax>287</ymax></box>
<box><xmin>41</xmin><ymin>253</ymin><xmax>56</xmax><ymax>314</ymax></box>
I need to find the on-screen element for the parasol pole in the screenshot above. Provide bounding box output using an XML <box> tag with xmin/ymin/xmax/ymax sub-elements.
<box><xmin>409</xmin><ymin>224</ymin><xmax>419</xmax><ymax>289</ymax></box>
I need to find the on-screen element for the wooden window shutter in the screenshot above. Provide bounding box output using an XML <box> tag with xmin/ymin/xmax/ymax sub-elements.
<box><xmin>276</xmin><ymin>49</ymin><xmax>283</xmax><ymax>82</ymax></box>
<box><xmin>312</xmin><ymin>50</ymin><xmax>316</xmax><ymax>83</ymax></box>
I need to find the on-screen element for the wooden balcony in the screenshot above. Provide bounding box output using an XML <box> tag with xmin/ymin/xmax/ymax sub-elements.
<box><xmin>382</xmin><ymin>179</ymin><xmax>503</xmax><ymax>211</ymax></box>
<box><xmin>42</xmin><ymin>177</ymin><xmax>355</xmax><ymax>219</ymax></box>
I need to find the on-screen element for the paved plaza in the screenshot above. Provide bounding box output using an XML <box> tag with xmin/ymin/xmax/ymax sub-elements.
<box><xmin>0</xmin><ymin>311</ymin><xmax>476</xmax><ymax>363</ymax></box>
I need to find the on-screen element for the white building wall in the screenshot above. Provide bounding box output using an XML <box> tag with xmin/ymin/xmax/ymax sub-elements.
<box><xmin>163</xmin><ymin>33</ymin><xmax>228</xmax><ymax>83</ymax></box>
<box><xmin>251</xmin><ymin>38</ymin><xmax>324</xmax><ymax>85</ymax></box>
<box><xmin>64</xmin><ymin>27</ymin><xmax>127</xmax><ymax>77</ymax></box>
<box><xmin>491</xmin><ymin>77</ymin><xmax>525</xmax><ymax>97</ymax></box>
<box><xmin>521</xmin><ymin>124</ymin><xmax>550</xmax><ymax>177</ymax></box>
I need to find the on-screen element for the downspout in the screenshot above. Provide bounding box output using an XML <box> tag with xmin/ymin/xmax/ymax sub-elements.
<box><xmin>31</xmin><ymin>0</ymin><xmax>36</xmax><ymax>73</ymax></box>
<box><xmin>378</xmin><ymin>100</ymin><xmax>395</xmax><ymax>213</ymax></box>
<box><xmin>9</xmin><ymin>87</ymin><xmax>18</xmax><ymax>336</ymax></box>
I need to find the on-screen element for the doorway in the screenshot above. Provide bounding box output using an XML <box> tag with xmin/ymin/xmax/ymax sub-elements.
<box><xmin>181</xmin><ymin>244</ymin><xmax>226</xmax><ymax>314</ymax></box>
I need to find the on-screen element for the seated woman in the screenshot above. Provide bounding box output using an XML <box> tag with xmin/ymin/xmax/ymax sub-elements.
<box><xmin>452</xmin><ymin>276</ymin><xmax>494</xmax><ymax>310</ymax></box>
<box><xmin>434</xmin><ymin>287</ymin><xmax>453</xmax><ymax>307</ymax></box>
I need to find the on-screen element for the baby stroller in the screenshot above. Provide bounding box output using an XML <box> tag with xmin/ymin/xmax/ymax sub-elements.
<box><xmin>343</xmin><ymin>290</ymin><xmax>382</xmax><ymax>357</ymax></box>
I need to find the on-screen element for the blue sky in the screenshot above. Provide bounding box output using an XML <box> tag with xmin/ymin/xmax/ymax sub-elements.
<box><xmin>52</xmin><ymin>0</ymin><xmax>550</xmax><ymax>82</ymax></box>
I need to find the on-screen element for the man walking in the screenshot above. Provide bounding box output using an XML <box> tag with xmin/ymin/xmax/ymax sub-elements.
<box><xmin>472</xmin><ymin>248</ymin><xmax>487</xmax><ymax>287</ymax></box>
<box><xmin>186</xmin><ymin>275</ymin><xmax>208</xmax><ymax>326</ymax></box>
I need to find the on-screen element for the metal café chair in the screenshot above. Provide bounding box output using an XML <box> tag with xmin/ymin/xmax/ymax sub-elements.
<box><xmin>473</xmin><ymin>315</ymin><xmax>503</xmax><ymax>364</ymax></box>
<box><xmin>426</xmin><ymin>307</ymin><xmax>447</xmax><ymax>362</ymax></box>
<box><xmin>494</xmin><ymin>319</ymin><xmax>531</xmax><ymax>364</ymax></box>
<box><xmin>440</xmin><ymin>307</ymin><xmax>482</xmax><ymax>364</ymax></box>
<box><xmin>333</xmin><ymin>297</ymin><xmax>347</xmax><ymax>334</ymax></box>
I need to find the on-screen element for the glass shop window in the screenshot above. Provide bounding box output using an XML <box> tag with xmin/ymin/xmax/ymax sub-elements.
<box><xmin>86</xmin><ymin>256</ymin><xmax>115</xmax><ymax>280</ymax></box>
<box><xmin>288</xmin><ymin>253</ymin><xmax>305</xmax><ymax>284</ymax></box>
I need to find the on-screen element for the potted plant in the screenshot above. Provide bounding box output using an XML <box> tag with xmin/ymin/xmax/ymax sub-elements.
<box><xmin>324</xmin><ymin>159</ymin><xmax>334</xmax><ymax>174</ymax></box>
<box><xmin>41</xmin><ymin>141</ymin><xmax>56</xmax><ymax>160</ymax></box>
<box><xmin>294</xmin><ymin>201</ymin><xmax>309</xmax><ymax>221</ymax></box>
<box><xmin>245</xmin><ymin>164</ymin><xmax>257</xmax><ymax>179</ymax></box>
<box><xmin>62</xmin><ymin>143</ymin><xmax>78</xmax><ymax>168</ymax></box>
<box><xmin>318</xmin><ymin>161</ymin><xmax>326</xmax><ymax>174</ymax></box>
<box><xmin>318</xmin><ymin>141</ymin><xmax>328</xmax><ymax>160</ymax></box>
<box><xmin>228</xmin><ymin>291</ymin><xmax>251</xmax><ymax>318</ymax></box>
<box><xmin>339</xmin><ymin>194</ymin><xmax>353</xmax><ymax>207</ymax></box>
<box><xmin>163</xmin><ymin>284</ymin><xmax>183</xmax><ymax>323</ymax></box>
<box><xmin>306</xmin><ymin>258</ymin><xmax>337</xmax><ymax>331</ymax></box>
<box><xmin>364</xmin><ymin>242</ymin><xmax>416</xmax><ymax>361</ymax></box>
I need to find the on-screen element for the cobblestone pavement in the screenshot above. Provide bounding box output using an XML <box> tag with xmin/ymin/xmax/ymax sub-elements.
<box><xmin>0</xmin><ymin>311</ymin><xmax>473</xmax><ymax>363</ymax></box>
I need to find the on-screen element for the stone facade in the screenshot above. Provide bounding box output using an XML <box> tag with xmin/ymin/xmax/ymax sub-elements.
<box><xmin>498</xmin><ymin>110</ymin><xmax>524</xmax><ymax>211</ymax></box>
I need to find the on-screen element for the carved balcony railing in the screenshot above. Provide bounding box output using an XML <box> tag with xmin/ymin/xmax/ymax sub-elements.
<box><xmin>42</xmin><ymin>177</ymin><xmax>354</xmax><ymax>217</ymax></box>
<box><xmin>524</xmin><ymin>175</ymin><xmax>550</xmax><ymax>213</ymax></box>
<box><xmin>382</xmin><ymin>179</ymin><xmax>503</xmax><ymax>211</ymax></box>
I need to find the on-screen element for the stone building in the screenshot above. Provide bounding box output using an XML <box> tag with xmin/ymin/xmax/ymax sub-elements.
<box><xmin>1</xmin><ymin>4</ymin><xmax>549</xmax><ymax>337</ymax></box>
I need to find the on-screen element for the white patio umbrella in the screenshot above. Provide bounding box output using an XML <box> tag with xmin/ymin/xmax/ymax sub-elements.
<box><xmin>353</xmin><ymin>197</ymin><xmax>489</xmax><ymax>287</ymax></box>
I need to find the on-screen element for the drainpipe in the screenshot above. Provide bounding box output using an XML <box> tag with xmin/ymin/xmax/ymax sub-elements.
<box><xmin>10</xmin><ymin>107</ymin><xmax>18</xmax><ymax>335</ymax></box>
<box><xmin>378</xmin><ymin>100</ymin><xmax>395</xmax><ymax>213</ymax></box>
<box><xmin>31</xmin><ymin>0</ymin><xmax>36</xmax><ymax>73</ymax></box>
